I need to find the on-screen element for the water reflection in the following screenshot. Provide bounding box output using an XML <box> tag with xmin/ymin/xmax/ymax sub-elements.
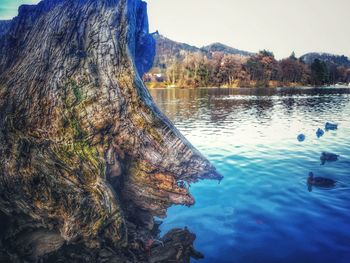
<box><xmin>150</xmin><ymin>87</ymin><xmax>350</xmax><ymax>127</ymax></box>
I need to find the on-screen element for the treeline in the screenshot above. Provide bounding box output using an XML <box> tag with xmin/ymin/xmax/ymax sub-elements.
<box><xmin>144</xmin><ymin>51</ymin><xmax>350</xmax><ymax>88</ymax></box>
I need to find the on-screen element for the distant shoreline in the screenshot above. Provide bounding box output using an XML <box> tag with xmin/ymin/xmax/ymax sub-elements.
<box><xmin>146</xmin><ymin>82</ymin><xmax>350</xmax><ymax>90</ymax></box>
<box><xmin>147</xmin><ymin>35</ymin><xmax>350</xmax><ymax>92</ymax></box>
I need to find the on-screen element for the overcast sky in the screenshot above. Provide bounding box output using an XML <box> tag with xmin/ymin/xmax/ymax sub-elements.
<box><xmin>1</xmin><ymin>0</ymin><xmax>349</xmax><ymax>59</ymax></box>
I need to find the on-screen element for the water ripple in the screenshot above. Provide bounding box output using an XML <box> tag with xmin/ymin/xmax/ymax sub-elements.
<box><xmin>150</xmin><ymin>87</ymin><xmax>350</xmax><ymax>263</ymax></box>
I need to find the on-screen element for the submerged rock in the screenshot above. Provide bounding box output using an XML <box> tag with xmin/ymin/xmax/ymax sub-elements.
<box><xmin>0</xmin><ymin>0</ymin><xmax>221</xmax><ymax>261</ymax></box>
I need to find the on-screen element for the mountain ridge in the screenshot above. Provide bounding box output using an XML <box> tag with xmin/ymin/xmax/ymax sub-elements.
<box><xmin>153</xmin><ymin>34</ymin><xmax>252</xmax><ymax>67</ymax></box>
<box><xmin>200</xmin><ymin>42</ymin><xmax>253</xmax><ymax>57</ymax></box>
<box><xmin>300</xmin><ymin>52</ymin><xmax>350</xmax><ymax>67</ymax></box>
<box><xmin>154</xmin><ymin>34</ymin><xmax>349</xmax><ymax>63</ymax></box>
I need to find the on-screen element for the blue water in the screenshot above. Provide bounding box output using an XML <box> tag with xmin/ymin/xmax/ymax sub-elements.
<box><xmin>149</xmin><ymin>87</ymin><xmax>350</xmax><ymax>263</ymax></box>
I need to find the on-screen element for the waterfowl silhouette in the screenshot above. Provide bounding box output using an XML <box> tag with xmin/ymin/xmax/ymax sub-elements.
<box><xmin>316</xmin><ymin>128</ymin><xmax>325</xmax><ymax>138</ymax></box>
<box><xmin>325</xmin><ymin>122</ymin><xmax>338</xmax><ymax>131</ymax></box>
<box><xmin>297</xmin><ymin>134</ymin><xmax>306</xmax><ymax>142</ymax></box>
<box><xmin>307</xmin><ymin>172</ymin><xmax>336</xmax><ymax>192</ymax></box>
<box><xmin>320</xmin><ymin>152</ymin><xmax>339</xmax><ymax>165</ymax></box>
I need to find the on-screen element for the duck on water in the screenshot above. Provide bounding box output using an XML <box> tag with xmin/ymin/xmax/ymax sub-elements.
<box><xmin>320</xmin><ymin>152</ymin><xmax>339</xmax><ymax>165</ymax></box>
<box><xmin>325</xmin><ymin>122</ymin><xmax>338</xmax><ymax>131</ymax></box>
<box><xmin>307</xmin><ymin>172</ymin><xmax>336</xmax><ymax>192</ymax></box>
<box><xmin>316</xmin><ymin>128</ymin><xmax>325</xmax><ymax>138</ymax></box>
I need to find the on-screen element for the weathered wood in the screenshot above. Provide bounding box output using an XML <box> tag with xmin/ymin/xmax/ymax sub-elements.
<box><xmin>0</xmin><ymin>0</ymin><xmax>221</xmax><ymax>261</ymax></box>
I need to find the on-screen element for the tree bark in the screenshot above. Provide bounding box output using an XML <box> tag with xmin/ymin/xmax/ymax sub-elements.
<box><xmin>0</xmin><ymin>0</ymin><xmax>221</xmax><ymax>262</ymax></box>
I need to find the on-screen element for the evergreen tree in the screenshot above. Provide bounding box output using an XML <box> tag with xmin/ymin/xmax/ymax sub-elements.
<box><xmin>311</xmin><ymin>59</ymin><xmax>329</xmax><ymax>85</ymax></box>
<box><xmin>289</xmin><ymin>51</ymin><xmax>297</xmax><ymax>60</ymax></box>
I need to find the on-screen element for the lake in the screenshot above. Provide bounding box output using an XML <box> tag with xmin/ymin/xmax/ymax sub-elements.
<box><xmin>149</xmin><ymin>87</ymin><xmax>350</xmax><ymax>263</ymax></box>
